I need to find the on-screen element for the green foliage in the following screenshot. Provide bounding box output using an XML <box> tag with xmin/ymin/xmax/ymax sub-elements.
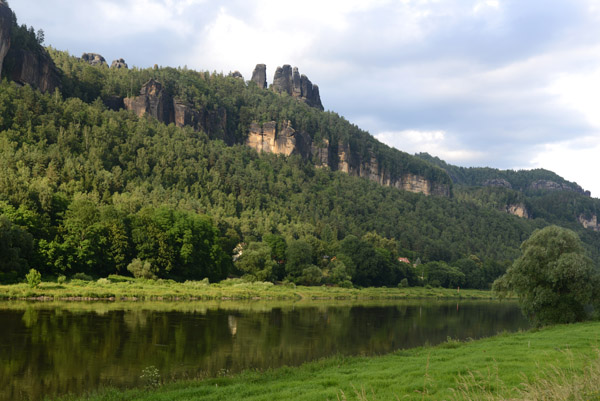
<box><xmin>493</xmin><ymin>225</ymin><xmax>598</xmax><ymax>325</ymax></box>
<box><xmin>25</xmin><ymin>268</ymin><xmax>41</xmax><ymax>288</ymax></box>
<box><xmin>234</xmin><ymin>242</ymin><xmax>276</xmax><ymax>282</ymax></box>
<box><xmin>127</xmin><ymin>258</ymin><xmax>157</xmax><ymax>280</ymax></box>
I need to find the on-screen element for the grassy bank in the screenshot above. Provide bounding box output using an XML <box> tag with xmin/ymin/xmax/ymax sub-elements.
<box><xmin>0</xmin><ymin>278</ymin><xmax>495</xmax><ymax>301</ymax></box>
<box><xmin>52</xmin><ymin>322</ymin><xmax>600</xmax><ymax>401</ymax></box>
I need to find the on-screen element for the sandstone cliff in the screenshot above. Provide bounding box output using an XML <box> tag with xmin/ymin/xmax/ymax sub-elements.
<box><xmin>124</xmin><ymin>78</ymin><xmax>231</xmax><ymax>142</ymax></box>
<box><xmin>506</xmin><ymin>204</ymin><xmax>529</xmax><ymax>219</ymax></box>
<box><xmin>484</xmin><ymin>178</ymin><xmax>512</xmax><ymax>189</ymax></box>
<box><xmin>246</xmin><ymin>120</ymin><xmax>449</xmax><ymax>196</ymax></box>
<box><xmin>251</xmin><ymin>64</ymin><xmax>267</xmax><ymax>89</ymax></box>
<box><xmin>0</xmin><ymin>0</ymin><xmax>11</xmax><ymax>78</ymax></box>
<box><xmin>579</xmin><ymin>215</ymin><xmax>600</xmax><ymax>231</ymax></box>
<box><xmin>111</xmin><ymin>58</ymin><xmax>128</xmax><ymax>69</ymax></box>
<box><xmin>246</xmin><ymin>121</ymin><xmax>311</xmax><ymax>157</ymax></box>
<box><xmin>530</xmin><ymin>179</ymin><xmax>590</xmax><ymax>196</ymax></box>
<box><xmin>124</xmin><ymin>79</ymin><xmax>174</xmax><ymax>123</ymax></box>
<box><xmin>272</xmin><ymin>65</ymin><xmax>323</xmax><ymax>110</ymax></box>
<box><xmin>81</xmin><ymin>53</ymin><xmax>106</xmax><ymax>66</ymax></box>
<box><xmin>8</xmin><ymin>48</ymin><xmax>61</xmax><ymax>93</ymax></box>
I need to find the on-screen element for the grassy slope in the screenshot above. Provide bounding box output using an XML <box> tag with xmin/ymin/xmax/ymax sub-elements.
<box><xmin>54</xmin><ymin>322</ymin><xmax>600</xmax><ymax>401</ymax></box>
<box><xmin>0</xmin><ymin>280</ymin><xmax>494</xmax><ymax>301</ymax></box>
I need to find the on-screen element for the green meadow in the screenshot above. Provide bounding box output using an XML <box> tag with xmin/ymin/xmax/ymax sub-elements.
<box><xmin>0</xmin><ymin>278</ymin><xmax>494</xmax><ymax>301</ymax></box>
<box><xmin>49</xmin><ymin>321</ymin><xmax>600</xmax><ymax>401</ymax></box>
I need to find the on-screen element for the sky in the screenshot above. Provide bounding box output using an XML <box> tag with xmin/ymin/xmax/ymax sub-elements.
<box><xmin>9</xmin><ymin>0</ymin><xmax>600</xmax><ymax>196</ymax></box>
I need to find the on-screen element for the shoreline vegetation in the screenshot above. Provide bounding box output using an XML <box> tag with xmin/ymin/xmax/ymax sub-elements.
<box><xmin>48</xmin><ymin>321</ymin><xmax>600</xmax><ymax>401</ymax></box>
<box><xmin>0</xmin><ymin>276</ymin><xmax>499</xmax><ymax>301</ymax></box>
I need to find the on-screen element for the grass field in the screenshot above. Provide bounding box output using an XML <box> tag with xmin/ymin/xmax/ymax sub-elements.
<box><xmin>0</xmin><ymin>277</ymin><xmax>496</xmax><ymax>301</ymax></box>
<box><xmin>50</xmin><ymin>321</ymin><xmax>600</xmax><ymax>401</ymax></box>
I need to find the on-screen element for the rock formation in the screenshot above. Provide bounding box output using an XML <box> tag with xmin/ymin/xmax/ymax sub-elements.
<box><xmin>0</xmin><ymin>0</ymin><xmax>11</xmax><ymax>78</ymax></box>
<box><xmin>81</xmin><ymin>53</ymin><xmax>107</xmax><ymax>66</ymax></box>
<box><xmin>123</xmin><ymin>78</ymin><xmax>231</xmax><ymax>142</ymax></box>
<box><xmin>246</xmin><ymin>120</ymin><xmax>449</xmax><ymax>196</ymax></box>
<box><xmin>124</xmin><ymin>79</ymin><xmax>174</xmax><ymax>123</ymax></box>
<box><xmin>250</xmin><ymin>64</ymin><xmax>267</xmax><ymax>88</ymax></box>
<box><xmin>579</xmin><ymin>215</ymin><xmax>600</xmax><ymax>231</ymax></box>
<box><xmin>530</xmin><ymin>179</ymin><xmax>589</xmax><ymax>196</ymax></box>
<box><xmin>246</xmin><ymin>121</ymin><xmax>311</xmax><ymax>157</ymax></box>
<box><xmin>484</xmin><ymin>178</ymin><xmax>512</xmax><ymax>189</ymax></box>
<box><xmin>8</xmin><ymin>49</ymin><xmax>61</xmax><ymax>93</ymax></box>
<box><xmin>272</xmin><ymin>64</ymin><xmax>324</xmax><ymax>110</ymax></box>
<box><xmin>110</xmin><ymin>58</ymin><xmax>128</xmax><ymax>69</ymax></box>
<box><xmin>229</xmin><ymin>71</ymin><xmax>243</xmax><ymax>80</ymax></box>
<box><xmin>506</xmin><ymin>204</ymin><xmax>529</xmax><ymax>219</ymax></box>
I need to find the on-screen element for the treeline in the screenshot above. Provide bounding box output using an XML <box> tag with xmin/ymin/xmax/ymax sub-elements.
<box><xmin>0</xmin><ymin>81</ymin><xmax>551</xmax><ymax>288</ymax></box>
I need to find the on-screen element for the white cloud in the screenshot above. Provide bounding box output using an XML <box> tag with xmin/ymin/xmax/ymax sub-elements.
<box><xmin>530</xmin><ymin>135</ymin><xmax>600</xmax><ymax>197</ymax></box>
<box><xmin>375</xmin><ymin>130</ymin><xmax>486</xmax><ymax>163</ymax></box>
<box><xmin>548</xmin><ymin>66</ymin><xmax>600</xmax><ymax>128</ymax></box>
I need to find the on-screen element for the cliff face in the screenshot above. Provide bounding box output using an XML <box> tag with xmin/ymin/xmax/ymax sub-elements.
<box><xmin>251</xmin><ymin>64</ymin><xmax>267</xmax><ymax>89</ymax></box>
<box><xmin>246</xmin><ymin>120</ymin><xmax>449</xmax><ymax>196</ymax></box>
<box><xmin>579</xmin><ymin>215</ymin><xmax>600</xmax><ymax>231</ymax></box>
<box><xmin>0</xmin><ymin>1</ymin><xmax>10</xmax><ymax>78</ymax></box>
<box><xmin>124</xmin><ymin>79</ymin><xmax>174</xmax><ymax>123</ymax></box>
<box><xmin>9</xmin><ymin>49</ymin><xmax>61</xmax><ymax>93</ymax></box>
<box><xmin>124</xmin><ymin>79</ymin><xmax>231</xmax><ymax>142</ymax></box>
<box><xmin>246</xmin><ymin>121</ymin><xmax>311</xmax><ymax>157</ymax></box>
<box><xmin>530</xmin><ymin>179</ymin><xmax>590</xmax><ymax>196</ymax></box>
<box><xmin>506</xmin><ymin>204</ymin><xmax>529</xmax><ymax>219</ymax></box>
<box><xmin>272</xmin><ymin>65</ymin><xmax>324</xmax><ymax>110</ymax></box>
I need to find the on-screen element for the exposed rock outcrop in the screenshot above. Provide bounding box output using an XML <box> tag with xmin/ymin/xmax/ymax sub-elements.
<box><xmin>229</xmin><ymin>70</ymin><xmax>243</xmax><ymax>80</ymax></box>
<box><xmin>251</xmin><ymin>64</ymin><xmax>267</xmax><ymax>89</ymax></box>
<box><xmin>246</xmin><ymin>121</ymin><xmax>311</xmax><ymax>157</ymax></box>
<box><xmin>246</xmin><ymin>120</ymin><xmax>449</xmax><ymax>196</ymax></box>
<box><xmin>8</xmin><ymin>49</ymin><xmax>61</xmax><ymax>93</ymax></box>
<box><xmin>81</xmin><ymin>53</ymin><xmax>106</xmax><ymax>66</ymax></box>
<box><xmin>0</xmin><ymin>0</ymin><xmax>11</xmax><ymax>78</ymax></box>
<box><xmin>530</xmin><ymin>180</ymin><xmax>589</xmax><ymax>196</ymax></box>
<box><xmin>272</xmin><ymin>64</ymin><xmax>324</xmax><ymax>110</ymax></box>
<box><xmin>124</xmin><ymin>79</ymin><xmax>174</xmax><ymax>123</ymax></box>
<box><xmin>110</xmin><ymin>58</ymin><xmax>128</xmax><ymax>69</ymax></box>
<box><xmin>484</xmin><ymin>178</ymin><xmax>512</xmax><ymax>189</ymax></box>
<box><xmin>124</xmin><ymin>79</ymin><xmax>232</xmax><ymax>142</ymax></box>
<box><xmin>579</xmin><ymin>215</ymin><xmax>600</xmax><ymax>231</ymax></box>
<box><xmin>506</xmin><ymin>204</ymin><xmax>529</xmax><ymax>219</ymax></box>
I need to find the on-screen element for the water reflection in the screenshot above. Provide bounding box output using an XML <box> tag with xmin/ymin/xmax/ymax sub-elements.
<box><xmin>0</xmin><ymin>300</ymin><xmax>528</xmax><ymax>401</ymax></box>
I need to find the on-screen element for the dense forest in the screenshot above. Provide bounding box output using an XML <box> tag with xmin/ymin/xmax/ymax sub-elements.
<box><xmin>2</xmin><ymin>8</ymin><xmax>600</xmax><ymax>290</ymax></box>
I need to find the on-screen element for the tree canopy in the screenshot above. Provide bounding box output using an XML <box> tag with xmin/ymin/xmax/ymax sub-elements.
<box><xmin>493</xmin><ymin>225</ymin><xmax>599</xmax><ymax>325</ymax></box>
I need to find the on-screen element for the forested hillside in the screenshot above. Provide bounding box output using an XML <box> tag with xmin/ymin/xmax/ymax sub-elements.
<box><xmin>2</xmin><ymin>2</ymin><xmax>600</xmax><ymax>290</ymax></box>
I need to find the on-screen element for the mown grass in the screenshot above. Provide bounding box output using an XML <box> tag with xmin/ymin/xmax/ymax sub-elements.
<box><xmin>50</xmin><ymin>321</ymin><xmax>600</xmax><ymax>401</ymax></box>
<box><xmin>0</xmin><ymin>277</ymin><xmax>496</xmax><ymax>301</ymax></box>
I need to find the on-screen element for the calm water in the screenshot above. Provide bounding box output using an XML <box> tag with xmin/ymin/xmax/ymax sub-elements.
<box><xmin>0</xmin><ymin>300</ymin><xmax>528</xmax><ymax>401</ymax></box>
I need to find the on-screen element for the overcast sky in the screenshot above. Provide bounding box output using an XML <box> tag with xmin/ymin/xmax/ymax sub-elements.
<box><xmin>10</xmin><ymin>0</ymin><xmax>600</xmax><ymax>196</ymax></box>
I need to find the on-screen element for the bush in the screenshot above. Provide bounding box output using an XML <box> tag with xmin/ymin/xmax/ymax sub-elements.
<box><xmin>26</xmin><ymin>268</ymin><xmax>41</xmax><ymax>288</ymax></box>
<box><xmin>398</xmin><ymin>278</ymin><xmax>409</xmax><ymax>288</ymax></box>
<box><xmin>72</xmin><ymin>272</ymin><xmax>93</xmax><ymax>281</ymax></box>
<box><xmin>127</xmin><ymin>259</ymin><xmax>157</xmax><ymax>280</ymax></box>
<box><xmin>57</xmin><ymin>275</ymin><xmax>66</xmax><ymax>284</ymax></box>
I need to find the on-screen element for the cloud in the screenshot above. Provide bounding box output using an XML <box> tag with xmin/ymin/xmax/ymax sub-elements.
<box><xmin>375</xmin><ymin>130</ymin><xmax>486</xmax><ymax>164</ymax></box>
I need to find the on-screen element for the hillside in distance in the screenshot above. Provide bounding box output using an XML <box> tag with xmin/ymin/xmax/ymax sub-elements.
<box><xmin>1</xmin><ymin>0</ymin><xmax>600</xmax><ymax>290</ymax></box>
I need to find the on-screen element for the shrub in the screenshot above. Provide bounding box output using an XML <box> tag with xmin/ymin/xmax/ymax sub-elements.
<box><xmin>57</xmin><ymin>275</ymin><xmax>67</xmax><ymax>284</ymax></box>
<box><xmin>26</xmin><ymin>269</ymin><xmax>41</xmax><ymax>288</ymax></box>
<box><xmin>127</xmin><ymin>258</ymin><xmax>157</xmax><ymax>280</ymax></box>
<box><xmin>72</xmin><ymin>272</ymin><xmax>93</xmax><ymax>281</ymax></box>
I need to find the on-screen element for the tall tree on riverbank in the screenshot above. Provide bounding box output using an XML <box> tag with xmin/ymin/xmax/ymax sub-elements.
<box><xmin>493</xmin><ymin>225</ymin><xmax>599</xmax><ymax>325</ymax></box>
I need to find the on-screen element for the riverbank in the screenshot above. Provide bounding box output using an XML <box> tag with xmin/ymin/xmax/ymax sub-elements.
<box><xmin>53</xmin><ymin>321</ymin><xmax>599</xmax><ymax>401</ymax></box>
<box><xmin>0</xmin><ymin>277</ymin><xmax>496</xmax><ymax>301</ymax></box>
